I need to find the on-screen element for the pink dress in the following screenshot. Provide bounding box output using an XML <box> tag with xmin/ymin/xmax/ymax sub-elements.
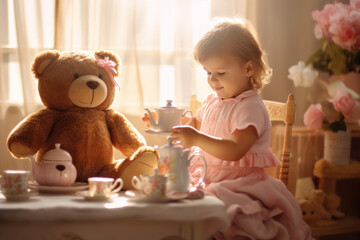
<box><xmin>189</xmin><ymin>90</ymin><xmax>312</xmax><ymax>240</ymax></box>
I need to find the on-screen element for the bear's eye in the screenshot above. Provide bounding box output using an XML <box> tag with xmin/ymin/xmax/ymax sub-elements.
<box><xmin>74</xmin><ymin>73</ymin><xmax>80</xmax><ymax>79</ymax></box>
<box><xmin>98</xmin><ymin>74</ymin><xmax>103</xmax><ymax>79</ymax></box>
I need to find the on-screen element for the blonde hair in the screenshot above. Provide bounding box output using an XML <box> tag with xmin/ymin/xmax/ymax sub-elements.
<box><xmin>194</xmin><ymin>18</ymin><xmax>272</xmax><ymax>90</ymax></box>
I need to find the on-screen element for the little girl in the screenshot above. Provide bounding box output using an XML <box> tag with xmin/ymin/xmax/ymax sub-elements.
<box><xmin>169</xmin><ymin>18</ymin><xmax>313</xmax><ymax>240</ymax></box>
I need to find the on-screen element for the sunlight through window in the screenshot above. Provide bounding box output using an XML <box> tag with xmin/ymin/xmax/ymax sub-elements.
<box><xmin>192</xmin><ymin>0</ymin><xmax>210</xmax><ymax>46</ymax></box>
<box><xmin>8</xmin><ymin>0</ymin><xmax>17</xmax><ymax>45</ymax></box>
<box><xmin>160</xmin><ymin>0</ymin><xmax>175</xmax><ymax>53</ymax></box>
<box><xmin>1</xmin><ymin>0</ymin><xmax>54</xmax><ymax>104</ymax></box>
<box><xmin>2</xmin><ymin>0</ymin><xmax>216</xmax><ymax>109</ymax></box>
<box><xmin>8</xmin><ymin>58</ymin><xmax>23</xmax><ymax>103</ymax></box>
<box><xmin>5</xmin><ymin>0</ymin><xmax>23</xmax><ymax>104</ymax></box>
<box><xmin>160</xmin><ymin>66</ymin><xmax>175</xmax><ymax>104</ymax></box>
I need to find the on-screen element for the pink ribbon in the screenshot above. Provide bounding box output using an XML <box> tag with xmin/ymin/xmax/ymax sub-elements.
<box><xmin>97</xmin><ymin>57</ymin><xmax>120</xmax><ymax>90</ymax></box>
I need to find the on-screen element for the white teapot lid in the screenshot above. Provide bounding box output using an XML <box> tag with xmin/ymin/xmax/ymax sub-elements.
<box><xmin>43</xmin><ymin>143</ymin><xmax>72</xmax><ymax>161</ymax></box>
<box><xmin>158</xmin><ymin>100</ymin><xmax>182</xmax><ymax>110</ymax></box>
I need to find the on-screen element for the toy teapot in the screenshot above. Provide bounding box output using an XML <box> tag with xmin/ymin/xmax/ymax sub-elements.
<box><xmin>144</xmin><ymin>100</ymin><xmax>193</xmax><ymax>132</ymax></box>
<box><xmin>28</xmin><ymin>143</ymin><xmax>77</xmax><ymax>186</ymax></box>
<box><xmin>155</xmin><ymin>137</ymin><xmax>207</xmax><ymax>193</ymax></box>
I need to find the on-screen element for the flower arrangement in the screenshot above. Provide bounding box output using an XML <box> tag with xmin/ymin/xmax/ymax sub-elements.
<box><xmin>307</xmin><ymin>0</ymin><xmax>360</xmax><ymax>75</ymax></box>
<box><xmin>288</xmin><ymin>0</ymin><xmax>360</xmax><ymax>132</ymax></box>
<box><xmin>303</xmin><ymin>83</ymin><xmax>358</xmax><ymax>132</ymax></box>
<box><xmin>289</xmin><ymin>63</ymin><xmax>360</xmax><ymax>132</ymax></box>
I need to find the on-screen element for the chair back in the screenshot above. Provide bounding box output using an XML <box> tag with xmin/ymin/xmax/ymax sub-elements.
<box><xmin>263</xmin><ymin>94</ymin><xmax>296</xmax><ymax>193</ymax></box>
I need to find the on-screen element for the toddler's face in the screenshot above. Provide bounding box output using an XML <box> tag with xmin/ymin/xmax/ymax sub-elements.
<box><xmin>201</xmin><ymin>54</ymin><xmax>253</xmax><ymax>99</ymax></box>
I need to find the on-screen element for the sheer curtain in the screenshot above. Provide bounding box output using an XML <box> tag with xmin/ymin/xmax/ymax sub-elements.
<box><xmin>0</xmin><ymin>0</ymin><xmax>335</xmax><ymax>172</ymax></box>
<box><xmin>54</xmin><ymin>0</ymin><xmax>247</xmax><ymax>114</ymax></box>
<box><xmin>0</xmin><ymin>0</ymin><xmax>55</xmax><ymax>172</ymax></box>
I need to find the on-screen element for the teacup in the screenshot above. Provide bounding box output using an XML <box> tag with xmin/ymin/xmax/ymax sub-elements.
<box><xmin>132</xmin><ymin>173</ymin><xmax>167</xmax><ymax>198</ymax></box>
<box><xmin>0</xmin><ymin>170</ymin><xmax>30</xmax><ymax>195</ymax></box>
<box><xmin>88</xmin><ymin>177</ymin><xmax>123</xmax><ymax>197</ymax></box>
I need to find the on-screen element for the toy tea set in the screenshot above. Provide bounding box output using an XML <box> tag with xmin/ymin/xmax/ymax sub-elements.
<box><xmin>0</xmin><ymin>170</ymin><xmax>32</xmax><ymax>201</ymax></box>
<box><xmin>0</xmin><ymin>143</ymin><xmax>122</xmax><ymax>201</ymax></box>
<box><xmin>1</xmin><ymin>100</ymin><xmax>207</xmax><ymax>202</ymax></box>
<box><xmin>128</xmin><ymin>100</ymin><xmax>207</xmax><ymax>202</ymax></box>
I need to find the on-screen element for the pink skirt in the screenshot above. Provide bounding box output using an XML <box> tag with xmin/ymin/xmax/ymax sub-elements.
<box><xmin>201</xmin><ymin>168</ymin><xmax>313</xmax><ymax>240</ymax></box>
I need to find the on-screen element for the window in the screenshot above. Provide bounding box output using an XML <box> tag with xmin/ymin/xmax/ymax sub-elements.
<box><xmin>0</xmin><ymin>0</ymin><xmax>246</xmax><ymax>114</ymax></box>
<box><xmin>0</xmin><ymin>0</ymin><xmax>55</xmax><ymax>108</ymax></box>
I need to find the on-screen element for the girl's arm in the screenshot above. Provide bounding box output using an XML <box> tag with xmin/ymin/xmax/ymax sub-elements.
<box><xmin>170</xmin><ymin>125</ymin><xmax>257</xmax><ymax>161</ymax></box>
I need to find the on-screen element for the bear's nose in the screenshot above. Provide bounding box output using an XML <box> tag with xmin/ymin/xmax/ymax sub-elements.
<box><xmin>87</xmin><ymin>81</ymin><xmax>99</xmax><ymax>90</ymax></box>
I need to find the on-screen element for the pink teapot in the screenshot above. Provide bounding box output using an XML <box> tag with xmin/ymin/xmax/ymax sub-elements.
<box><xmin>155</xmin><ymin>137</ymin><xmax>207</xmax><ymax>193</ymax></box>
<box><xmin>28</xmin><ymin>143</ymin><xmax>77</xmax><ymax>186</ymax></box>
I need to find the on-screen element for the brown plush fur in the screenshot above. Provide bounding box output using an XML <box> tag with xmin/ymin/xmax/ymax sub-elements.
<box><xmin>7</xmin><ymin>50</ymin><xmax>158</xmax><ymax>189</ymax></box>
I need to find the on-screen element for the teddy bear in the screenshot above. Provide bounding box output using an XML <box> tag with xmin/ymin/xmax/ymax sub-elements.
<box><xmin>7</xmin><ymin>49</ymin><xmax>158</xmax><ymax>190</ymax></box>
<box><xmin>298</xmin><ymin>189</ymin><xmax>346</xmax><ymax>226</ymax></box>
<box><xmin>298</xmin><ymin>189</ymin><xmax>333</xmax><ymax>224</ymax></box>
<box><xmin>298</xmin><ymin>198</ymin><xmax>321</xmax><ymax>224</ymax></box>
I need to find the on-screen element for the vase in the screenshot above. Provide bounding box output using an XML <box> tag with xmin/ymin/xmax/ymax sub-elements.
<box><xmin>323</xmin><ymin>130</ymin><xmax>351</xmax><ymax>165</ymax></box>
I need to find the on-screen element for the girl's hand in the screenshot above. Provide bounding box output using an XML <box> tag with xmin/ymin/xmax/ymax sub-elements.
<box><xmin>170</xmin><ymin>125</ymin><xmax>199</xmax><ymax>148</ymax></box>
<box><xmin>173</xmin><ymin>125</ymin><xmax>258</xmax><ymax>162</ymax></box>
<box><xmin>142</xmin><ymin>111</ymin><xmax>157</xmax><ymax>128</ymax></box>
<box><xmin>187</xmin><ymin>185</ymin><xmax>205</xmax><ymax>199</ymax></box>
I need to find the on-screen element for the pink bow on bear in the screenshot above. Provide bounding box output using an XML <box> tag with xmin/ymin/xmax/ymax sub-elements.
<box><xmin>97</xmin><ymin>57</ymin><xmax>120</xmax><ymax>90</ymax></box>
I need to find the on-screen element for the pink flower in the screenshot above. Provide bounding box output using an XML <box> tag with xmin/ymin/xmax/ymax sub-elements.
<box><xmin>304</xmin><ymin>104</ymin><xmax>326</xmax><ymax>130</ymax></box>
<box><xmin>329</xmin><ymin>7</ymin><xmax>358</xmax><ymax>50</ymax></box>
<box><xmin>312</xmin><ymin>4</ymin><xmax>338</xmax><ymax>39</ymax></box>
<box><xmin>312</xmin><ymin>2</ymin><xmax>360</xmax><ymax>50</ymax></box>
<box><xmin>332</xmin><ymin>90</ymin><xmax>356</xmax><ymax>116</ymax></box>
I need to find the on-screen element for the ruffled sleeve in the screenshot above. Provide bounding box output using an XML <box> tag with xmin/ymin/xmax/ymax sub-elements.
<box><xmin>229</xmin><ymin>96</ymin><xmax>268</xmax><ymax>138</ymax></box>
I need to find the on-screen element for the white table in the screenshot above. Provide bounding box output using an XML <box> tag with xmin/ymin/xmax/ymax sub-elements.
<box><xmin>0</xmin><ymin>192</ymin><xmax>229</xmax><ymax>240</ymax></box>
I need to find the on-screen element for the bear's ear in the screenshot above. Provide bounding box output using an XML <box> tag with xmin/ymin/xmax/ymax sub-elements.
<box><xmin>32</xmin><ymin>50</ymin><xmax>60</xmax><ymax>79</ymax></box>
<box><xmin>95</xmin><ymin>50</ymin><xmax>121</xmax><ymax>77</ymax></box>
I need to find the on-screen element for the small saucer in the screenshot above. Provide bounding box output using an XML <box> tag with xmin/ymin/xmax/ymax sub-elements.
<box><xmin>2</xmin><ymin>189</ymin><xmax>38</xmax><ymax>201</ymax></box>
<box><xmin>144</xmin><ymin>129</ymin><xmax>172</xmax><ymax>135</ymax></box>
<box><xmin>28</xmin><ymin>180</ymin><xmax>88</xmax><ymax>193</ymax></box>
<box><xmin>125</xmin><ymin>190</ymin><xmax>188</xmax><ymax>203</ymax></box>
<box><xmin>76</xmin><ymin>190</ymin><xmax>119</xmax><ymax>202</ymax></box>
